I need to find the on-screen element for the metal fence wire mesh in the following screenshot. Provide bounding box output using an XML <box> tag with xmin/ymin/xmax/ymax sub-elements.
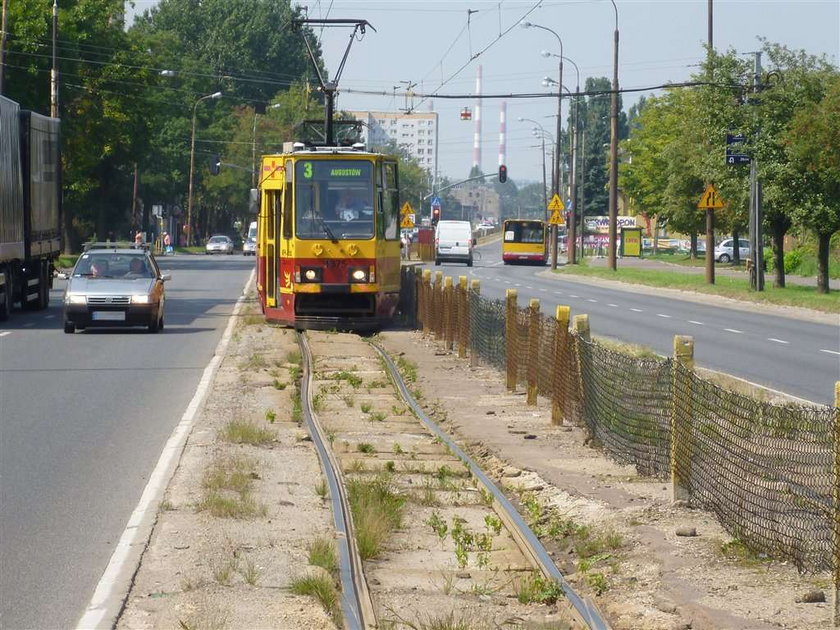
<box><xmin>467</xmin><ymin>290</ymin><xmax>506</xmax><ymax>372</ymax></box>
<box><xmin>415</xmin><ymin>270</ymin><xmax>838</xmax><ymax>575</ymax></box>
<box><xmin>673</xmin><ymin>363</ymin><xmax>836</xmax><ymax>573</ymax></box>
<box><xmin>576</xmin><ymin>336</ymin><xmax>673</xmax><ymax>478</ymax></box>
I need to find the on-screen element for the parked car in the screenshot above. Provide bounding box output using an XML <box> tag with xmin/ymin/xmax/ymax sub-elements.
<box><xmin>243</xmin><ymin>238</ymin><xmax>256</xmax><ymax>256</ymax></box>
<box><xmin>206</xmin><ymin>235</ymin><xmax>234</xmax><ymax>255</ymax></box>
<box><xmin>59</xmin><ymin>244</ymin><xmax>170</xmax><ymax>333</ymax></box>
<box><xmin>715</xmin><ymin>238</ymin><xmax>750</xmax><ymax>263</ymax></box>
<box><xmin>434</xmin><ymin>220</ymin><xmax>474</xmax><ymax>267</ymax></box>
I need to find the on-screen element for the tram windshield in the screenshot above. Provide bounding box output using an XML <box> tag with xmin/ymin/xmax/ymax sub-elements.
<box><xmin>294</xmin><ymin>160</ymin><xmax>375</xmax><ymax>240</ymax></box>
<box><xmin>504</xmin><ymin>220</ymin><xmax>546</xmax><ymax>244</ymax></box>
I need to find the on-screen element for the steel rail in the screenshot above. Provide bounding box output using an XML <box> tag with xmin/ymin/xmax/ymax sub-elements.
<box><xmin>371</xmin><ymin>341</ymin><xmax>611</xmax><ymax>630</ymax></box>
<box><xmin>296</xmin><ymin>331</ymin><xmax>376</xmax><ymax>630</ymax></box>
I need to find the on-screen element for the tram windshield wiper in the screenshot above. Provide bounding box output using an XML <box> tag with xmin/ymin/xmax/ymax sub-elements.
<box><xmin>316</xmin><ymin>215</ymin><xmax>339</xmax><ymax>243</ymax></box>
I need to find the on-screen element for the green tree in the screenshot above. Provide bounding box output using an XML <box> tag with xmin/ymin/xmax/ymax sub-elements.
<box><xmin>785</xmin><ymin>72</ymin><xmax>840</xmax><ymax>294</ymax></box>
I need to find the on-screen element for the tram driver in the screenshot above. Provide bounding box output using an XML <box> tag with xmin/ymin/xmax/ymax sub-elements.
<box><xmin>334</xmin><ymin>190</ymin><xmax>364</xmax><ymax>221</ymax></box>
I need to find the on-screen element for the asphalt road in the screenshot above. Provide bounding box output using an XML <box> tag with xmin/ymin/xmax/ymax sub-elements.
<box><xmin>0</xmin><ymin>254</ymin><xmax>253</xmax><ymax>630</ymax></box>
<box><xmin>428</xmin><ymin>242</ymin><xmax>839</xmax><ymax>405</ymax></box>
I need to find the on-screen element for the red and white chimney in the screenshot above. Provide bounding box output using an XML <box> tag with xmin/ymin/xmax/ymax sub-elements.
<box><xmin>472</xmin><ymin>65</ymin><xmax>482</xmax><ymax>172</ymax></box>
<box><xmin>498</xmin><ymin>101</ymin><xmax>507</xmax><ymax>168</ymax></box>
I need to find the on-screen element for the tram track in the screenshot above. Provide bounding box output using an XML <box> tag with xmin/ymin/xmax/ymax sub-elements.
<box><xmin>296</xmin><ymin>330</ymin><xmax>610</xmax><ymax>630</ymax></box>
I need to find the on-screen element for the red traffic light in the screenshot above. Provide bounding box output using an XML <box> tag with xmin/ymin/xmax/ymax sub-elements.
<box><xmin>432</xmin><ymin>206</ymin><xmax>441</xmax><ymax>225</ymax></box>
<box><xmin>498</xmin><ymin>164</ymin><xmax>507</xmax><ymax>183</ymax></box>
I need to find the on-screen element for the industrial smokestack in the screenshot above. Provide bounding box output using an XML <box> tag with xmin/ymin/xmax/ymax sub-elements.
<box><xmin>498</xmin><ymin>101</ymin><xmax>507</xmax><ymax>168</ymax></box>
<box><xmin>472</xmin><ymin>65</ymin><xmax>482</xmax><ymax>172</ymax></box>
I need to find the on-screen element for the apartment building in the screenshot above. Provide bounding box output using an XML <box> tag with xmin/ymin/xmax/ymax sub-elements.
<box><xmin>349</xmin><ymin>111</ymin><xmax>438</xmax><ymax>174</ymax></box>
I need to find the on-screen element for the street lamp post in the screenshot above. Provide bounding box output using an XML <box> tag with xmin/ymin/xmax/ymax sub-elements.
<box><xmin>522</xmin><ymin>20</ymin><xmax>564</xmax><ymax>269</ymax></box>
<box><xmin>187</xmin><ymin>91</ymin><xmax>222</xmax><ymax>246</ymax></box>
<box><xmin>605</xmin><ymin>0</ymin><xmax>620</xmax><ymax>271</ymax></box>
<box><xmin>517</xmin><ymin>117</ymin><xmax>549</xmax><ymax>215</ymax></box>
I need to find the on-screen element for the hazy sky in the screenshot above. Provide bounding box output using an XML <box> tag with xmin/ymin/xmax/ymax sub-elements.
<box><xmin>128</xmin><ymin>0</ymin><xmax>839</xmax><ymax>185</ymax></box>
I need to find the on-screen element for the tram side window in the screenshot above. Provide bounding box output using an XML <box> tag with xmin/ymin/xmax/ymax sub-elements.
<box><xmin>382</xmin><ymin>161</ymin><xmax>399</xmax><ymax>240</ymax></box>
<box><xmin>267</xmin><ymin>191</ymin><xmax>278</xmax><ymax>240</ymax></box>
<box><xmin>283</xmin><ymin>159</ymin><xmax>293</xmax><ymax>239</ymax></box>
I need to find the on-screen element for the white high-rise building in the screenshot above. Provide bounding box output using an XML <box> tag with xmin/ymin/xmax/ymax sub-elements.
<box><xmin>349</xmin><ymin>111</ymin><xmax>438</xmax><ymax>175</ymax></box>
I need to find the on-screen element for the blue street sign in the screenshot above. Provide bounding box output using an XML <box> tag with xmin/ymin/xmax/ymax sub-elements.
<box><xmin>430</xmin><ymin>196</ymin><xmax>442</xmax><ymax>208</ymax></box>
<box><xmin>726</xmin><ymin>133</ymin><xmax>747</xmax><ymax>145</ymax></box>
<box><xmin>726</xmin><ymin>153</ymin><xmax>751</xmax><ymax>165</ymax></box>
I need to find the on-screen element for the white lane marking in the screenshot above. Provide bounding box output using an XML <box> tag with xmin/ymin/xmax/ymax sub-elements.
<box><xmin>45</xmin><ymin>314</ymin><xmax>55</xmax><ymax>319</ymax></box>
<box><xmin>554</xmin><ymin>291</ymin><xmax>564</xmax><ymax>295</ymax></box>
<box><xmin>630</xmin><ymin>308</ymin><xmax>643</xmax><ymax>312</ymax></box>
<box><xmin>539</xmin><ymin>288</ymin><xmax>548</xmax><ymax>293</ymax></box>
<box><xmin>0</xmin><ymin>331</ymin><xmax>10</xmax><ymax>337</ymax></box>
<box><xmin>586</xmin><ymin>298</ymin><xmax>597</xmax><ymax>303</ymax></box>
<box><xmin>608</xmin><ymin>303</ymin><xmax>618</xmax><ymax>308</ymax></box>
<box><xmin>569</xmin><ymin>294</ymin><xmax>579</xmax><ymax>298</ymax></box>
<box><xmin>767</xmin><ymin>338</ymin><xmax>789</xmax><ymax>345</ymax></box>
<box><xmin>76</xmin><ymin>270</ymin><xmax>255</xmax><ymax>630</ymax></box>
<box><xmin>688</xmin><ymin>320</ymin><xmax>704</xmax><ymax>325</ymax></box>
<box><xmin>656</xmin><ymin>313</ymin><xmax>672</xmax><ymax>319</ymax></box>
<box><xmin>724</xmin><ymin>328</ymin><xmax>743</xmax><ymax>334</ymax></box>
<box><xmin>819</xmin><ymin>349</ymin><xmax>840</xmax><ymax>356</ymax></box>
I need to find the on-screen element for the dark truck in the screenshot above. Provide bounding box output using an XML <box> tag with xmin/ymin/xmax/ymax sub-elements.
<box><xmin>0</xmin><ymin>95</ymin><xmax>61</xmax><ymax>320</ymax></box>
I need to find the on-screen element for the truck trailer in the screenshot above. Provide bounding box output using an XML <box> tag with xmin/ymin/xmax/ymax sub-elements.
<box><xmin>0</xmin><ymin>95</ymin><xmax>62</xmax><ymax>321</ymax></box>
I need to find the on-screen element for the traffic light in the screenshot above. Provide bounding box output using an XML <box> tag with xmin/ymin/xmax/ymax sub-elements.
<box><xmin>498</xmin><ymin>164</ymin><xmax>507</xmax><ymax>183</ymax></box>
<box><xmin>432</xmin><ymin>206</ymin><xmax>441</xmax><ymax>225</ymax></box>
<box><xmin>209</xmin><ymin>154</ymin><xmax>221</xmax><ymax>175</ymax></box>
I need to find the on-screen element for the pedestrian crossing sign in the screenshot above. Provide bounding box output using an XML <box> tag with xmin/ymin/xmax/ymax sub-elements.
<box><xmin>401</xmin><ymin>201</ymin><xmax>414</xmax><ymax>216</ymax></box>
<box><xmin>547</xmin><ymin>194</ymin><xmax>565</xmax><ymax>212</ymax></box>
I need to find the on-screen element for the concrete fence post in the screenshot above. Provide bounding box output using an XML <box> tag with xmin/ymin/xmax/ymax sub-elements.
<box><xmin>572</xmin><ymin>314</ymin><xmax>590</xmax><ymax>430</ymax></box>
<box><xmin>833</xmin><ymin>381</ymin><xmax>839</xmax><ymax>626</ymax></box>
<box><xmin>671</xmin><ymin>335</ymin><xmax>695</xmax><ymax>504</ymax></box>
<box><xmin>421</xmin><ymin>269</ymin><xmax>431</xmax><ymax>335</ymax></box>
<box><xmin>469</xmin><ymin>280</ymin><xmax>480</xmax><ymax>368</ymax></box>
<box><xmin>505</xmin><ymin>289</ymin><xmax>518</xmax><ymax>392</ymax></box>
<box><xmin>457</xmin><ymin>276</ymin><xmax>468</xmax><ymax>359</ymax></box>
<box><xmin>443</xmin><ymin>276</ymin><xmax>454</xmax><ymax>350</ymax></box>
<box><xmin>526</xmin><ymin>298</ymin><xmax>540</xmax><ymax>406</ymax></box>
<box><xmin>433</xmin><ymin>271</ymin><xmax>443</xmax><ymax>340</ymax></box>
<box><xmin>551</xmin><ymin>305</ymin><xmax>571</xmax><ymax>425</ymax></box>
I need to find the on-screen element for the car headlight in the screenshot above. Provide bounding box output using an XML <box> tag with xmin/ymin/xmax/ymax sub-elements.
<box><xmin>131</xmin><ymin>294</ymin><xmax>151</xmax><ymax>304</ymax></box>
<box><xmin>66</xmin><ymin>294</ymin><xmax>86</xmax><ymax>305</ymax></box>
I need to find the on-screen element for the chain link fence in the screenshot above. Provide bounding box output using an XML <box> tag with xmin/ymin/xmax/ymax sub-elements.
<box><xmin>404</xmin><ymin>268</ymin><xmax>839</xmax><ymax>589</ymax></box>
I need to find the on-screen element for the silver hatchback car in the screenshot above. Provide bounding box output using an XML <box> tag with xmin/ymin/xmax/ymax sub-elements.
<box><xmin>60</xmin><ymin>244</ymin><xmax>171</xmax><ymax>333</ymax></box>
<box><xmin>205</xmin><ymin>235</ymin><xmax>234</xmax><ymax>255</ymax></box>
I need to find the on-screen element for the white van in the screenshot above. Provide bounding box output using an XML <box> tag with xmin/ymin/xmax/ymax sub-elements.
<box><xmin>435</xmin><ymin>220</ymin><xmax>474</xmax><ymax>267</ymax></box>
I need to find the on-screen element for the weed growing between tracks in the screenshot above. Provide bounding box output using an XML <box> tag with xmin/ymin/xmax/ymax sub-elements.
<box><xmin>347</xmin><ymin>476</ymin><xmax>406</xmax><ymax>560</ymax></box>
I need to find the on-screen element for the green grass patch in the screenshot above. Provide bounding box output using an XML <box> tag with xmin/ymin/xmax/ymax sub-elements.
<box><xmin>556</xmin><ymin>263</ymin><xmax>839</xmax><ymax>313</ymax></box>
<box><xmin>515</xmin><ymin>572</ymin><xmax>564</xmax><ymax>605</ymax></box>
<box><xmin>307</xmin><ymin>536</ymin><xmax>338</xmax><ymax>576</ymax></box>
<box><xmin>346</xmin><ymin>477</ymin><xmax>405</xmax><ymax>559</ymax></box>
<box><xmin>289</xmin><ymin>573</ymin><xmax>341</xmax><ymax>626</ymax></box>
<box><xmin>219</xmin><ymin>419</ymin><xmax>275</xmax><ymax>445</ymax></box>
<box><xmin>198</xmin><ymin>456</ymin><xmax>267</xmax><ymax>519</ymax></box>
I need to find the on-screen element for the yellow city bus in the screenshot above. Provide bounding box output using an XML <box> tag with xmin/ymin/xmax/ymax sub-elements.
<box><xmin>502</xmin><ymin>219</ymin><xmax>548</xmax><ymax>265</ymax></box>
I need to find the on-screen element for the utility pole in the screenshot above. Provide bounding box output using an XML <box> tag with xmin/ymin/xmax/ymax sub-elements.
<box><xmin>748</xmin><ymin>51</ymin><xmax>765</xmax><ymax>291</ymax></box>
<box><xmin>704</xmin><ymin>0</ymin><xmax>715</xmax><ymax>285</ymax></box>
<box><xmin>50</xmin><ymin>0</ymin><xmax>58</xmax><ymax>117</ymax></box>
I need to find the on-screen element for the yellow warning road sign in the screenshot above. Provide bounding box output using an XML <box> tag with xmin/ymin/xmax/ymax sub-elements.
<box><xmin>547</xmin><ymin>194</ymin><xmax>565</xmax><ymax>212</ymax></box>
<box><xmin>548</xmin><ymin>209</ymin><xmax>565</xmax><ymax>226</ymax></box>
<box><xmin>400</xmin><ymin>213</ymin><xmax>415</xmax><ymax>229</ymax></box>
<box><xmin>697</xmin><ymin>184</ymin><xmax>724</xmax><ymax>209</ymax></box>
<box><xmin>400</xmin><ymin>201</ymin><xmax>414</xmax><ymax>216</ymax></box>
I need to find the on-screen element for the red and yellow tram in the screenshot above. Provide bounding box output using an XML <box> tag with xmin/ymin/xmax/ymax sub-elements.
<box><xmin>255</xmin><ymin>144</ymin><xmax>402</xmax><ymax>331</ymax></box>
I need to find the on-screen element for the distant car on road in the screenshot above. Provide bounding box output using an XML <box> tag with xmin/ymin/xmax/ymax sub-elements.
<box><xmin>715</xmin><ymin>238</ymin><xmax>750</xmax><ymax>263</ymax></box>
<box><xmin>242</xmin><ymin>238</ymin><xmax>256</xmax><ymax>256</ymax></box>
<box><xmin>205</xmin><ymin>235</ymin><xmax>234</xmax><ymax>255</ymax></box>
<box><xmin>59</xmin><ymin>244</ymin><xmax>170</xmax><ymax>333</ymax></box>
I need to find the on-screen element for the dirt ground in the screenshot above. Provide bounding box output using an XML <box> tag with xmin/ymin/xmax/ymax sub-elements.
<box><xmin>116</xmin><ymin>294</ymin><xmax>835</xmax><ymax>629</ymax></box>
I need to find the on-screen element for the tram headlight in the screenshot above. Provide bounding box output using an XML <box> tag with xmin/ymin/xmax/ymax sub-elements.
<box><xmin>349</xmin><ymin>266</ymin><xmax>374</xmax><ymax>283</ymax></box>
<box><xmin>295</xmin><ymin>266</ymin><xmax>322</xmax><ymax>283</ymax></box>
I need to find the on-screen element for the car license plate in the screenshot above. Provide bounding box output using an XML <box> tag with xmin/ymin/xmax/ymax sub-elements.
<box><xmin>92</xmin><ymin>311</ymin><xmax>125</xmax><ymax>321</ymax></box>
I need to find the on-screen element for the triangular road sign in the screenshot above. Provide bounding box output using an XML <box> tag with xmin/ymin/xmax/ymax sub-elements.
<box><xmin>548</xmin><ymin>209</ymin><xmax>565</xmax><ymax>226</ymax></box>
<box><xmin>697</xmin><ymin>184</ymin><xmax>724</xmax><ymax>209</ymax></box>
<box><xmin>400</xmin><ymin>201</ymin><xmax>414</xmax><ymax>216</ymax></box>
<box><xmin>547</xmin><ymin>194</ymin><xmax>565</xmax><ymax>212</ymax></box>
<box><xmin>400</xmin><ymin>213</ymin><xmax>415</xmax><ymax>229</ymax></box>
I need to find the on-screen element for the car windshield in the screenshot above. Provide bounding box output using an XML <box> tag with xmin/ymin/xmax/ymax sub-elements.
<box><xmin>73</xmin><ymin>253</ymin><xmax>153</xmax><ymax>279</ymax></box>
